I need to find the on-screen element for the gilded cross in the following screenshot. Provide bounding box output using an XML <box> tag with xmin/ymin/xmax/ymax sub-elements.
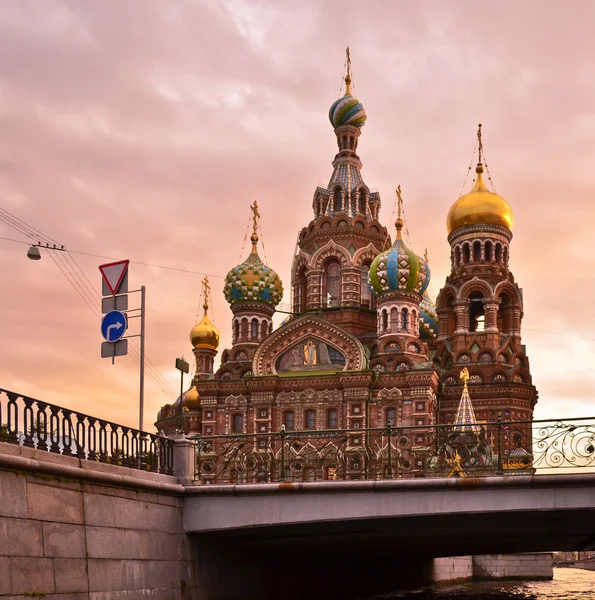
<box><xmin>345</xmin><ymin>47</ymin><xmax>352</xmax><ymax>94</ymax></box>
<box><xmin>396</xmin><ymin>185</ymin><xmax>403</xmax><ymax>220</ymax></box>
<box><xmin>201</xmin><ymin>275</ymin><xmax>211</xmax><ymax>311</ymax></box>
<box><xmin>251</xmin><ymin>200</ymin><xmax>260</xmax><ymax>237</ymax></box>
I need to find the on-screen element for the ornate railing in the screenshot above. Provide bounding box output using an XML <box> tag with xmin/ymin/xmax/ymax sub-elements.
<box><xmin>0</xmin><ymin>388</ymin><xmax>174</xmax><ymax>475</ymax></box>
<box><xmin>193</xmin><ymin>416</ymin><xmax>595</xmax><ymax>484</ymax></box>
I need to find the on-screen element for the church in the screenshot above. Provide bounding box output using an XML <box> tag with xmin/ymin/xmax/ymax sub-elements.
<box><xmin>155</xmin><ymin>53</ymin><xmax>537</xmax><ymax>478</ymax></box>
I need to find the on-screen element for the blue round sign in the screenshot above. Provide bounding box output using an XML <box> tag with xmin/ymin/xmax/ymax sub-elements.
<box><xmin>101</xmin><ymin>310</ymin><xmax>127</xmax><ymax>342</ymax></box>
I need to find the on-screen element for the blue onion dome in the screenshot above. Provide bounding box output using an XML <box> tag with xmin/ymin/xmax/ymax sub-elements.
<box><xmin>224</xmin><ymin>232</ymin><xmax>283</xmax><ymax>306</ymax></box>
<box><xmin>369</xmin><ymin>216</ymin><xmax>430</xmax><ymax>296</ymax></box>
<box><xmin>419</xmin><ymin>291</ymin><xmax>438</xmax><ymax>340</ymax></box>
<box><xmin>329</xmin><ymin>72</ymin><xmax>367</xmax><ymax>129</ymax></box>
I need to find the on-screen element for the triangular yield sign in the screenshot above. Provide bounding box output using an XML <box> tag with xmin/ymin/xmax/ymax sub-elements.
<box><xmin>99</xmin><ymin>260</ymin><xmax>129</xmax><ymax>295</ymax></box>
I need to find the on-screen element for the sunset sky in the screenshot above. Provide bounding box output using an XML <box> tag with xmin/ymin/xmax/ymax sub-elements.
<box><xmin>1</xmin><ymin>1</ymin><xmax>594</xmax><ymax>430</ymax></box>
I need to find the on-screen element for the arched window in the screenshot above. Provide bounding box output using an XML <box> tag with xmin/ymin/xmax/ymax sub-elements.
<box><xmin>411</xmin><ymin>310</ymin><xmax>417</xmax><ymax>333</ymax></box>
<box><xmin>361</xmin><ymin>264</ymin><xmax>372</xmax><ymax>308</ymax></box>
<box><xmin>463</xmin><ymin>244</ymin><xmax>470</xmax><ymax>263</ymax></box>
<box><xmin>296</xmin><ymin>267</ymin><xmax>307</xmax><ymax>313</ymax></box>
<box><xmin>485</xmin><ymin>241</ymin><xmax>493</xmax><ymax>262</ymax></box>
<box><xmin>473</xmin><ymin>241</ymin><xmax>481</xmax><ymax>262</ymax></box>
<box><xmin>469</xmin><ymin>292</ymin><xmax>485</xmax><ymax>333</ymax></box>
<box><xmin>454</xmin><ymin>247</ymin><xmax>461</xmax><ymax>267</ymax></box>
<box><xmin>497</xmin><ymin>292</ymin><xmax>512</xmax><ymax>334</ymax></box>
<box><xmin>233</xmin><ymin>320</ymin><xmax>240</xmax><ymax>342</ymax></box>
<box><xmin>283</xmin><ymin>411</ymin><xmax>294</xmax><ymax>431</ymax></box>
<box><xmin>386</xmin><ymin>408</ymin><xmax>396</xmax><ymax>426</ymax></box>
<box><xmin>233</xmin><ymin>414</ymin><xmax>243</xmax><ymax>433</ymax></box>
<box><xmin>327</xmin><ymin>409</ymin><xmax>338</xmax><ymax>429</ymax></box>
<box><xmin>358</xmin><ymin>190</ymin><xmax>366</xmax><ymax>214</ymax></box>
<box><xmin>260</xmin><ymin>320</ymin><xmax>268</xmax><ymax>339</ymax></box>
<box><xmin>325</xmin><ymin>262</ymin><xmax>341</xmax><ymax>307</ymax></box>
<box><xmin>333</xmin><ymin>188</ymin><xmax>342</xmax><ymax>212</ymax></box>
<box><xmin>305</xmin><ymin>409</ymin><xmax>316</xmax><ymax>430</ymax></box>
<box><xmin>400</xmin><ymin>308</ymin><xmax>409</xmax><ymax>330</ymax></box>
<box><xmin>251</xmin><ymin>318</ymin><xmax>259</xmax><ymax>339</ymax></box>
<box><xmin>382</xmin><ymin>310</ymin><xmax>388</xmax><ymax>331</ymax></box>
<box><xmin>503</xmin><ymin>246</ymin><xmax>509</xmax><ymax>266</ymax></box>
<box><xmin>495</xmin><ymin>243</ymin><xmax>502</xmax><ymax>263</ymax></box>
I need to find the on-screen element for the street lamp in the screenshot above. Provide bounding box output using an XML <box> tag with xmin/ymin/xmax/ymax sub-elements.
<box><xmin>27</xmin><ymin>242</ymin><xmax>65</xmax><ymax>260</ymax></box>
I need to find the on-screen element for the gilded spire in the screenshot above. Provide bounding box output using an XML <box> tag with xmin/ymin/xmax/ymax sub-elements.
<box><xmin>452</xmin><ymin>367</ymin><xmax>480</xmax><ymax>434</ymax></box>
<box><xmin>345</xmin><ymin>47</ymin><xmax>352</xmax><ymax>95</ymax></box>
<box><xmin>395</xmin><ymin>185</ymin><xmax>404</xmax><ymax>239</ymax></box>
<box><xmin>250</xmin><ymin>200</ymin><xmax>260</xmax><ymax>254</ymax></box>
<box><xmin>201</xmin><ymin>275</ymin><xmax>211</xmax><ymax>315</ymax></box>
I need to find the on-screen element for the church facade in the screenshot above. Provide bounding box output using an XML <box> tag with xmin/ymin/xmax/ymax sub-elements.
<box><xmin>155</xmin><ymin>57</ymin><xmax>537</xmax><ymax>477</ymax></box>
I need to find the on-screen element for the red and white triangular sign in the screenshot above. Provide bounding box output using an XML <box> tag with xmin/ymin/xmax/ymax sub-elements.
<box><xmin>99</xmin><ymin>260</ymin><xmax>129</xmax><ymax>295</ymax></box>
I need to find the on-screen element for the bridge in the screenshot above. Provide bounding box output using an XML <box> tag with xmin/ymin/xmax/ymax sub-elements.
<box><xmin>1</xmin><ymin>387</ymin><xmax>595</xmax><ymax>599</ymax></box>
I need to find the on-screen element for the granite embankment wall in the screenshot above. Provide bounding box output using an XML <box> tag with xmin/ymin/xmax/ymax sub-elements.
<box><xmin>473</xmin><ymin>553</ymin><xmax>553</xmax><ymax>580</ymax></box>
<box><xmin>0</xmin><ymin>440</ymin><xmax>195</xmax><ymax>600</ymax></box>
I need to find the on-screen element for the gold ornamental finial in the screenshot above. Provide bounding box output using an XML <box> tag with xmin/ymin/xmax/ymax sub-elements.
<box><xmin>345</xmin><ymin>47</ymin><xmax>352</xmax><ymax>95</ymax></box>
<box><xmin>250</xmin><ymin>200</ymin><xmax>260</xmax><ymax>254</ymax></box>
<box><xmin>460</xmin><ymin>367</ymin><xmax>470</xmax><ymax>390</ymax></box>
<box><xmin>201</xmin><ymin>275</ymin><xmax>211</xmax><ymax>314</ymax></box>
<box><xmin>395</xmin><ymin>185</ymin><xmax>404</xmax><ymax>239</ymax></box>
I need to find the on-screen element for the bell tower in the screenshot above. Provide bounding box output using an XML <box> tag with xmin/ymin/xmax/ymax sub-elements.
<box><xmin>435</xmin><ymin>125</ymin><xmax>537</xmax><ymax>424</ymax></box>
<box><xmin>290</xmin><ymin>49</ymin><xmax>389</xmax><ymax>339</ymax></box>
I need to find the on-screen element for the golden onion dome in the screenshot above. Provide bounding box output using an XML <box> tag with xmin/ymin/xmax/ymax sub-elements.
<box><xmin>183</xmin><ymin>386</ymin><xmax>200</xmax><ymax>410</ymax></box>
<box><xmin>190</xmin><ymin>304</ymin><xmax>220</xmax><ymax>350</ymax></box>
<box><xmin>447</xmin><ymin>163</ymin><xmax>514</xmax><ymax>234</ymax></box>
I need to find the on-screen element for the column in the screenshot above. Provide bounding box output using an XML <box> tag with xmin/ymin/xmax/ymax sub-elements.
<box><xmin>453</xmin><ymin>299</ymin><xmax>470</xmax><ymax>335</ymax></box>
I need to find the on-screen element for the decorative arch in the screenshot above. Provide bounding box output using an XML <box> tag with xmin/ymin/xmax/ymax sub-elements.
<box><xmin>353</xmin><ymin>243</ymin><xmax>382</xmax><ymax>267</ymax></box>
<box><xmin>493</xmin><ymin>280</ymin><xmax>522</xmax><ymax>304</ymax></box>
<box><xmin>436</xmin><ymin>284</ymin><xmax>458</xmax><ymax>310</ymax></box>
<box><xmin>377</xmin><ymin>387</ymin><xmax>403</xmax><ymax>402</ymax></box>
<box><xmin>252</xmin><ymin>314</ymin><xmax>368</xmax><ymax>375</ymax></box>
<box><xmin>458</xmin><ymin>277</ymin><xmax>493</xmax><ymax>299</ymax></box>
<box><xmin>311</xmin><ymin>239</ymin><xmax>351</xmax><ymax>269</ymax></box>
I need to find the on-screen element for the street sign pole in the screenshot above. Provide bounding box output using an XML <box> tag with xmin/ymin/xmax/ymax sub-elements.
<box><xmin>139</xmin><ymin>285</ymin><xmax>146</xmax><ymax>433</ymax></box>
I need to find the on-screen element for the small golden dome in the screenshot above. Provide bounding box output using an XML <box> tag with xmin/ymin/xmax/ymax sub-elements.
<box><xmin>447</xmin><ymin>163</ymin><xmax>514</xmax><ymax>234</ymax></box>
<box><xmin>183</xmin><ymin>386</ymin><xmax>200</xmax><ymax>410</ymax></box>
<box><xmin>190</xmin><ymin>304</ymin><xmax>220</xmax><ymax>350</ymax></box>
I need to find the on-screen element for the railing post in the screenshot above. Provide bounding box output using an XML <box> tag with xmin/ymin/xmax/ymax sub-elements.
<box><xmin>386</xmin><ymin>422</ymin><xmax>393</xmax><ymax>479</ymax></box>
<box><xmin>497</xmin><ymin>413</ymin><xmax>503</xmax><ymax>475</ymax></box>
<box><xmin>279</xmin><ymin>425</ymin><xmax>286</xmax><ymax>482</ymax></box>
<box><xmin>173</xmin><ymin>436</ymin><xmax>196</xmax><ymax>484</ymax></box>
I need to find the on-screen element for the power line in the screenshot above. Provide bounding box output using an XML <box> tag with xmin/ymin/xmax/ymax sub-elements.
<box><xmin>0</xmin><ymin>234</ymin><xmax>224</xmax><ymax>279</ymax></box>
<box><xmin>0</xmin><ymin>211</ymin><xmax>177</xmax><ymax>397</ymax></box>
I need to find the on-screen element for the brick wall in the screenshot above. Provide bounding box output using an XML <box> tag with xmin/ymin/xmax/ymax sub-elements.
<box><xmin>0</xmin><ymin>441</ymin><xmax>195</xmax><ymax>599</ymax></box>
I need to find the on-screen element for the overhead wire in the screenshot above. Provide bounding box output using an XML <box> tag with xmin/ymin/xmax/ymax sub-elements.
<box><xmin>0</xmin><ymin>209</ymin><xmax>177</xmax><ymax>397</ymax></box>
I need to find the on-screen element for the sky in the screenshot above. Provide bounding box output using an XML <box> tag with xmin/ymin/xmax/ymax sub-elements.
<box><xmin>1</xmin><ymin>0</ymin><xmax>594</xmax><ymax>430</ymax></box>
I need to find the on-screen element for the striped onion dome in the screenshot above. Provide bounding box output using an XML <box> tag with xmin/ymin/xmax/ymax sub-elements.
<box><xmin>369</xmin><ymin>220</ymin><xmax>430</xmax><ymax>296</ymax></box>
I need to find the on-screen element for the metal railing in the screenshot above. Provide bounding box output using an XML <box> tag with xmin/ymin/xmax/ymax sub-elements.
<box><xmin>0</xmin><ymin>388</ymin><xmax>174</xmax><ymax>475</ymax></box>
<box><xmin>193</xmin><ymin>416</ymin><xmax>595</xmax><ymax>484</ymax></box>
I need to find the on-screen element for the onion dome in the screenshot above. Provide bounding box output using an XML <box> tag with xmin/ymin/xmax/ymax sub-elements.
<box><xmin>224</xmin><ymin>204</ymin><xmax>283</xmax><ymax>307</ymax></box>
<box><xmin>183</xmin><ymin>386</ymin><xmax>200</xmax><ymax>410</ymax></box>
<box><xmin>190</xmin><ymin>302</ymin><xmax>220</xmax><ymax>350</ymax></box>
<box><xmin>369</xmin><ymin>188</ymin><xmax>430</xmax><ymax>296</ymax></box>
<box><xmin>447</xmin><ymin>125</ymin><xmax>513</xmax><ymax>234</ymax></box>
<box><xmin>328</xmin><ymin>49</ymin><xmax>367</xmax><ymax>129</ymax></box>
<box><xmin>419</xmin><ymin>291</ymin><xmax>438</xmax><ymax>340</ymax></box>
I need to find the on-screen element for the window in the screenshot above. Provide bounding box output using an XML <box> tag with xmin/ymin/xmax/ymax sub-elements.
<box><xmin>382</xmin><ymin>310</ymin><xmax>388</xmax><ymax>330</ymax></box>
<box><xmin>296</xmin><ymin>268</ymin><xmax>307</xmax><ymax>313</ymax></box>
<box><xmin>333</xmin><ymin>188</ymin><xmax>342</xmax><ymax>212</ymax></box>
<box><xmin>233</xmin><ymin>320</ymin><xmax>239</xmax><ymax>341</ymax></box>
<box><xmin>358</xmin><ymin>190</ymin><xmax>366</xmax><ymax>214</ymax></box>
<box><xmin>233</xmin><ymin>414</ymin><xmax>243</xmax><ymax>433</ymax></box>
<box><xmin>284</xmin><ymin>411</ymin><xmax>294</xmax><ymax>431</ymax></box>
<box><xmin>361</xmin><ymin>265</ymin><xmax>372</xmax><ymax>308</ymax></box>
<box><xmin>327</xmin><ymin>409</ymin><xmax>338</xmax><ymax>429</ymax></box>
<box><xmin>325</xmin><ymin>262</ymin><xmax>341</xmax><ymax>307</ymax></box>
<box><xmin>251</xmin><ymin>319</ymin><xmax>259</xmax><ymax>339</ymax></box>
<box><xmin>469</xmin><ymin>292</ymin><xmax>485</xmax><ymax>333</ymax></box>
<box><xmin>386</xmin><ymin>408</ymin><xmax>396</xmax><ymax>426</ymax></box>
<box><xmin>305</xmin><ymin>410</ymin><xmax>316</xmax><ymax>430</ymax></box>
<box><xmin>400</xmin><ymin>308</ymin><xmax>408</xmax><ymax>330</ymax></box>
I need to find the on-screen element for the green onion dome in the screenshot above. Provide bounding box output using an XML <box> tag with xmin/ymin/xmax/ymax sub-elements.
<box><xmin>369</xmin><ymin>219</ymin><xmax>430</xmax><ymax>296</ymax></box>
<box><xmin>224</xmin><ymin>234</ymin><xmax>283</xmax><ymax>307</ymax></box>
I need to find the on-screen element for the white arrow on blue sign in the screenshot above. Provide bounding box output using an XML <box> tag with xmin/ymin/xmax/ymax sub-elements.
<box><xmin>101</xmin><ymin>310</ymin><xmax>127</xmax><ymax>343</ymax></box>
